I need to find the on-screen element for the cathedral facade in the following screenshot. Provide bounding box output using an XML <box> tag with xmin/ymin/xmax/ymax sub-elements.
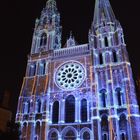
<box><xmin>16</xmin><ymin>0</ymin><xmax>140</xmax><ymax>139</ymax></box>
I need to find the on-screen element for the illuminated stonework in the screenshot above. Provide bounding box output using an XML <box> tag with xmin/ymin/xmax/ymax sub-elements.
<box><xmin>16</xmin><ymin>0</ymin><xmax>140</xmax><ymax>140</ymax></box>
<box><xmin>55</xmin><ymin>61</ymin><xmax>85</xmax><ymax>90</ymax></box>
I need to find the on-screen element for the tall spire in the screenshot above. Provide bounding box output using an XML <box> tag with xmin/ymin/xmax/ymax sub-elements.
<box><xmin>93</xmin><ymin>0</ymin><xmax>116</xmax><ymax>27</ymax></box>
<box><xmin>46</xmin><ymin>0</ymin><xmax>56</xmax><ymax>7</ymax></box>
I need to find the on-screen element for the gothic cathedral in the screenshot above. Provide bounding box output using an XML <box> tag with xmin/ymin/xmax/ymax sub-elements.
<box><xmin>16</xmin><ymin>0</ymin><xmax>140</xmax><ymax>139</ymax></box>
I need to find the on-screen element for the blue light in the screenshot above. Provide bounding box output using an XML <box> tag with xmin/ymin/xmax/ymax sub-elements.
<box><xmin>16</xmin><ymin>0</ymin><xmax>140</xmax><ymax>139</ymax></box>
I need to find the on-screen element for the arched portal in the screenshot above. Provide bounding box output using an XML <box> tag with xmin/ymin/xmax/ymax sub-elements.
<box><xmin>62</xmin><ymin>127</ymin><xmax>77</xmax><ymax>140</ymax></box>
<box><xmin>48</xmin><ymin>130</ymin><xmax>58</xmax><ymax>140</ymax></box>
<box><xmin>83</xmin><ymin>131</ymin><xmax>90</xmax><ymax>140</ymax></box>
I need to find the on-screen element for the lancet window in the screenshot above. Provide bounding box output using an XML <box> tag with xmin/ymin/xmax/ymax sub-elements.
<box><xmin>81</xmin><ymin>99</ymin><xmax>88</xmax><ymax>122</ymax></box>
<box><xmin>65</xmin><ymin>95</ymin><xmax>75</xmax><ymax>123</ymax></box>
<box><xmin>52</xmin><ymin>101</ymin><xmax>59</xmax><ymax>123</ymax></box>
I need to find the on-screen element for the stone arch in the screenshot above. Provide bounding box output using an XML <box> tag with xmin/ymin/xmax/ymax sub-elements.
<box><xmin>118</xmin><ymin>112</ymin><xmax>128</xmax><ymax>119</ymax></box>
<box><xmin>61</xmin><ymin>126</ymin><xmax>77</xmax><ymax>140</ymax></box>
<box><xmin>80</xmin><ymin>127</ymin><xmax>92</xmax><ymax>140</ymax></box>
<box><xmin>64</xmin><ymin>93</ymin><xmax>76</xmax><ymax>100</ymax></box>
<box><xmin>48</xmin><ymin>128</ymin><xmax>59</xmax><ymax>140</ymax></box>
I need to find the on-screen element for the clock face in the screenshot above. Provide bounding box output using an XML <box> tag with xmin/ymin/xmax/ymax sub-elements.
<box><xmin>55</xmin><ymin>61</ymin><xmax>86</xmax><ymax>90</ymax></box>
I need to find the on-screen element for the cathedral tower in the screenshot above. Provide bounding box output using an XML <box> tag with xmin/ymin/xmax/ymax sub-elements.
<box><xmin>16</xmin><ymin>0</ymin><xmax>140</xmax><ymax>139</ymax></box>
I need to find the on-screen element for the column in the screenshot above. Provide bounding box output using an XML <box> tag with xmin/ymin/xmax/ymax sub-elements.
<box><xmin>17</xmin><ymin>97</ymin><xmax>22</xmax><ymax>113</ymax></box>
<box><xmin>87</xmin><ymin>101</ymin><xmax>90</xmax><ymax>122</ymax></box>
<box><xmin>78</xmin><ymin>100</ymin><xmax>81</xmax><ymax>122</ymax></box>
<box><xmin>26</xmin><ymin>122</ymin><xmax>34</xmax><ymax>140</ymax></box>
<box><xmin>50</xmin><ymin>103</ymin><xmax>53</xmax><ymax>123</ymax></box>
<box><xmin>76</xmin><ymin>135</ymin><xmax>80</xmax><ymax>140</ymax></box>
<box><xmin>41</xmin><ymin>122</ymin><xmax>47</xmax><ymax>140</ymax></box>
<box><xmin>59</xmin><ymin>99</ymin><xmax>65</xmax><ymax>123</ymax></box>
<box><xmin>93</xmin><ymin>118</ymin><xmax>101</xmax><ymax>140</ymax></box>
<box><xmin>36</xmin><ymin>37</ymin><xmax>40</xmax><ymax>53</ymax></box>
<box><xmin>75</xmin><ymin>98</ymin><xmax>78</xmax><ymax>122</ymax></box>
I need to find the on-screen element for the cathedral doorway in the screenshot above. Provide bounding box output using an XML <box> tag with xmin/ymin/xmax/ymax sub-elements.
<box><xmin>83</xmin><ymin>131</ymin><xmax>90</xmax><ymax>140</ymax></box>
<box><xmin>63</xmin><ymin>129</ymin><xmax>76</xmax><ymax>140</ymax></box>
<box><xmin>48</xmin><ymin>131</ymin><xmax>58</xmax><ymax>140</ymax></box>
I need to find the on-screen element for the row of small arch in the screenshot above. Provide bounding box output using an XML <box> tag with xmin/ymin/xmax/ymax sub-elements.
<box><xmin>93</xmin><ymin>31</ymin><xmax>124</xmax><ymax>49</ymax></box>
<box><xmin>21</xmin><ymin>112</ymin><xmax>128</xmax><ymax>140</ymax></box>
<box><xmin>22</xmin><ymin>99</ymin><xmax>47</xmax><ymax>114</ymax></box>
<box><xmin>48</xmin><ymin>127</ymin><xmax>92</xmax><ymax>140</ymax></box>
<box><xmin>52</xmin><ymin>96</ymin><xmax>88</xmax><ymax>123</ymax></box>
<box><xmin>22</xmin><ymin>123</ymin><xmax>92</xmax><ymax>140</ymax></box>
<box><xmin>99</xmin><ymin>87</ymin><xmax>124</xmax><ymax>107</ymax></box>
<box><xmin>97</xmin><ymin>50</ymin><xmax>121</xmax><ymax>65</ymax></box>
<box><xmin>28</xmin><ymin>60</ymin><xmax>47</xmax><ymax>76</ymax></box>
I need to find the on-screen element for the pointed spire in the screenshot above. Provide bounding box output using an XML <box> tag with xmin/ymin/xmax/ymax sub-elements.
<box><xmin>46</xmin><ymin>0</ymin><xmax>56</xmax><ymax>7</ymax></box>
<box><xmin>93</xmin><ymin>0</ymin><xmax>116</xmax><ymax>27</ymax></box>
<box><xmin>46</xmin><ymin>0</ymin><xmax>57</xmax><ymax>13</ymax></box>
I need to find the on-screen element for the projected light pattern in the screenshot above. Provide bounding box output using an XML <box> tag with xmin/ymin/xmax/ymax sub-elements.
<box><xmin>16</xmin><ymin>0</ymin><xmax>140</xmax><ymax>139</ymax></box>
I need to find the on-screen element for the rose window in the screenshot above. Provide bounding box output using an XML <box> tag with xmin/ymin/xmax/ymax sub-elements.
<box><xmin>55</xmin><ymin>62</ymin><xmax>85</xmax><ymax>90</ymax></box>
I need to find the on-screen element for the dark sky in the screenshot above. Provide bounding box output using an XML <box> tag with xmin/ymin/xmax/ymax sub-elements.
<box><xmin>0</xmin><ymin>0</ymin><xmax>140</xmax><ymax>116</ymax></box>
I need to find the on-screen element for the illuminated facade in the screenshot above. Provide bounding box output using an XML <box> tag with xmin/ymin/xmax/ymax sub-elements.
<box><xmin>16</xmin><ymin>0</ymin><xmax>140</xmax><ymax>139</ymax></box>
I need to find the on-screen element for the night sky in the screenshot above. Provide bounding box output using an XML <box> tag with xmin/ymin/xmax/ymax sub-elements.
<box><xmin>0</xmin><ymin>0</ymin><xmax>140</xmax><ymax>116</ymax></box>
